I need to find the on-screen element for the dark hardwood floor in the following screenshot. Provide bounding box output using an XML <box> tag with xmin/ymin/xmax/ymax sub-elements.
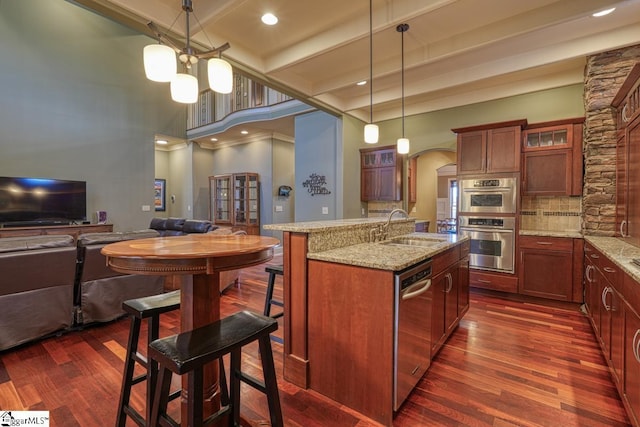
<box><xmin>0</xmin><ymin>253</ymin><xmax>631</xmax><ymax>426</ymax></box>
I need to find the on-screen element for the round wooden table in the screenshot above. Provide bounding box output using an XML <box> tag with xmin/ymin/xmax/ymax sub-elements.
<box><xmin>102</xmin><ymin>233</ymin><xmax>280</xmax><ymax>424</ymax></box>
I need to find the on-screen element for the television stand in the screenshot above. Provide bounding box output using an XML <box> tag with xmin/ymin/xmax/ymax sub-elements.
<box><xmin>0</xmin><ymin>223</ymin><xmax>113</xmax><ymax>242</ymax></box>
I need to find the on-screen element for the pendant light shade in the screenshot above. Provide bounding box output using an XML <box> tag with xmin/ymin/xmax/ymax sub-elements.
<box><xmin>364</xmin><ymin>123</ymin><xmax>379</xmax><ymax>144</ymax></box>
<box><xmin>364</xmin><ymin>0</ymin><xmax>378</xmax><ymax>144</ymax></box>
<box><xmin>170</xmin><ymin>73</ymin><xmax>198</xmax><ymax>103</ymax></box>
<box><xmin>143</xmin><ymin>0</ymin><xmax>232</xmax><ymax>102</ymax></box>
<box><xmin>143</xmin><ymin>44</ymin><xmax>177</xmax><ymax>82</ymax></box>
<box><xmin>208</xmin><ymin>58</ymin><xmax>233</xmax><ymax>94</ymax></box>
<box><xmin>397</xmin><ymin>137</ymin><xmax>410</xmax><ymax>154</ymax></box>
<box><xmin>396</xmin><ymin>23</ymin><xmax>410</xmax><ymax>154</ymax></box>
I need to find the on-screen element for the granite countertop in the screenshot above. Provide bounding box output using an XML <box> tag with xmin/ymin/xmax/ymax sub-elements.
<box><xmin>584</xmin><ymin>235</ymin><xmax>640</xmax><ymax>283</ymax></box>
<box><xmin>263</xmin><ymin>217</ymin><xmax>414</xmax><ymax>233</ymax></box>
<box><xmin>307</xmin><ymin>232</ymin><xmax>468</xmax><ymax>271</ymax></box>
<box><xmin>520</xmin><ymin>229</ymin><xmax>583</xmax><ymax>239</ymax></box>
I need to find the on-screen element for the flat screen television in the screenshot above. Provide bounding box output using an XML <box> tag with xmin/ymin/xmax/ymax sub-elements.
<box><xmin>0</xmin><ymin>176</ymin><xmax>87</xmax><ymax>226</ymax></box>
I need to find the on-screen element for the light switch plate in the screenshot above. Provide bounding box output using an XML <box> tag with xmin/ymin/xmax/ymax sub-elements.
<box><xmin>322</xmin><ymin>207</ymin><xmax>329</xmax><ymax>215</ymax></box>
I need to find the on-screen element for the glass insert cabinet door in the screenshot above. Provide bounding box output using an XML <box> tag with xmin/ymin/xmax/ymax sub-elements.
<box><xmin>209</xmin><ymin>173</ymin><xmax>260</xmax><ymax>233</ymax></box>
<box><xmin>210</xmin><ymin>174</ymin><xmax>232</xmax><ymax>224</ymax></box>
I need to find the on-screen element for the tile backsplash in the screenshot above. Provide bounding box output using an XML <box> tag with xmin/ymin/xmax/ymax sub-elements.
<box><xmin>520</xmin><ymin>196</ymin><xmax>582</xmax><ymax>232</ymax></box>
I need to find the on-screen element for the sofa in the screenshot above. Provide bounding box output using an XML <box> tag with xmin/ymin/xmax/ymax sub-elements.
<box><xmin>75</xmin><ymin>229</ymin><xmax>164</xmax><ymax>324</ymax></box>
<box><xmin>0</xmin><ymin>235</ymin><xmax>77</xmax><ymax>351</ymax></box>
<box><xmin>149</xmin><ymin>217</ymin><xmax>216</xmax><ymax>236</ymax></box>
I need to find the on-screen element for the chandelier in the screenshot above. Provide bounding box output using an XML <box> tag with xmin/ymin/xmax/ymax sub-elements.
<box><xmin>143</xmin><ymin>0</ymin><xmax>233</xmax><ymax>104</ymax></box>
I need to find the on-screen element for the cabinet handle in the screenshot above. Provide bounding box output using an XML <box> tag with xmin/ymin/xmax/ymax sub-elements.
<box><xmin>445</xmin><ymin>273</ymin><xmax>453</xmax><ymax>293</ymax></box>
<box><xmin>536</xmin><ymin>241</ymin><xmax>553</xmax><ymax>245</ymax></box>
<box><xmin>585</xmin><ymin>265</ymin><xmax>593</xmax><ymax>283</ymax></box>
<box><xmin>590</xmin><ymin>253</ymin><xmax>600</xmax><ymax>259</ymax></box>
<box><xmin>623</xmin><ymin>104</ymin><xmax>630</xmax><ymax>123</ymax></box>
<box><xmin>621</xmin><ymin>220</ymin><xmax>628</xmax><ymax>238</ymax></box>
<box><xmin>633</xmin><ymin>329</ymin><xmax>640</xmax><ymax>363</ymax></box>
<box><xmin>477</xmin><ymin>278</ymin><xmax>491</xmax><ymax>284</ymax></box>
<box><xmin>603</xmin><ymin>267</ymin><xmax>616</xmax><ymax>274</ymax></box>
<box><xmin>601</xmin><ymin>287</ymin><xmax>611</xmax><ymax>311</ymax></box>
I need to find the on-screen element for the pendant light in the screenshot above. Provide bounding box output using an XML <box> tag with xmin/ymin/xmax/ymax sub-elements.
<box><xmin>364</xmin><ymin>0</ymin><xmax>379</xmax><ymax>144</ymax></box>
<box><xmin>396</xmin><ymin>23</ymin><xmax>410</xmax><ymax>154</ymax></box>
<box><xmin>143</xmin><ymin>0</ymin><xmax>233</xmax><ymax>103</ymax></box>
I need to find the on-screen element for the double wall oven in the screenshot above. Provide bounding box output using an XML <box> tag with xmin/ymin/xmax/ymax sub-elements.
<box><xmin>458</xmin><ymin>177</ymin><xmax>517</xmax><ymax>274</ymax></box>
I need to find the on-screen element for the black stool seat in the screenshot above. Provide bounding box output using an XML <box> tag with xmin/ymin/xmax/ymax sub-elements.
<box><xmin>116</xmin><ymin>290</ymin><xmax>181</xmax><ymax>427</ymax></box>
<box><xmin>149</xmin><ymin>310</ymin><xmax>283</xmax><ymax>427</ymax></box>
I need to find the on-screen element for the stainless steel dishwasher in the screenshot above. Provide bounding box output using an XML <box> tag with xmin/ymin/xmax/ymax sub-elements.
<box><xmin>393</xmin><ymin>259</ymin><xmax>433</xmax><ymax>411</ymax></box>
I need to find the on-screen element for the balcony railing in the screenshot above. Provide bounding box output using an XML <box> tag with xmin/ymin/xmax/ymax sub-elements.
<box><xmin>187</xmin><ymin>74</ymin><xmax>293</xmax><ymax>131</ymax></box>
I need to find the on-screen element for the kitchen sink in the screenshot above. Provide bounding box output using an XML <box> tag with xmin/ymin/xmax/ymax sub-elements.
<box><xmin>379</xmin><ymin>237</ymin><xmax>445</xmax><ymax>247</ymax></box>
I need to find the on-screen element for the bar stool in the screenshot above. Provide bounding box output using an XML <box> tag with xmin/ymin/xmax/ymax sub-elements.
<box><xmin>264</xmin><ymin>265</ymin><xmax>284</xmax><ymax>344</ymax></box>
<box><xmin>264</xmin><ymin>265</ymin><xmax>284</xmax><ymax>318</ymax></box>
<box><xmin>116</xmin><ymin>290</ymin><xmax>181</xmax><ymax>427</ymax></box>
<box><xmin>149</xmin><ymin>310</ymin><xmax>283</xmax><ymax>427</ymax></box>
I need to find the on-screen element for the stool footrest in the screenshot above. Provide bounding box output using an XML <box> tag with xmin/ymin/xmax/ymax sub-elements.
<box><xmin>237</xmin><ymin>371</ymin><xmax>266</xmax><ymax>394</ymax></box>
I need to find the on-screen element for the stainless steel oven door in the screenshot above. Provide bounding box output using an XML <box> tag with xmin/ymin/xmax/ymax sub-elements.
<box><xmin>460</xmin><ymin>177</ymin><xmax>517</xmax><ymax>214</ymax></box>
<box><xmin>458</xmin><ymin>226</ymin><xmax>514</xmax><ymax>273</ymax></box>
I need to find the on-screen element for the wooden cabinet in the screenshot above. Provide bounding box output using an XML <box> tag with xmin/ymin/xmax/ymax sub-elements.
<box><xmin>625</xmin><ymin>294</ymin><xmax>640</xmax><ymax>426</ymax></box>
<box><xmin>453</xmin><ymin>120</ymin><xmax>526</xmax><ymax>176</ymax></box>
<box><xmin>521</xmin><ymin>118</ymin><xmax>584</xmax><ymax>196</ymax></box>
<box><xmin>209</xmin><ymin>173</ymin><xmax>260</xmax><ymax>234</ymax></box>
<box><xmin>518</xmin><ymin>236</ymin><xmax>579</xmax><ymax>302</ymax></box>
<box><xmin>431</xmin><ymin>243</ymin><xmax>468</xmax><ymax>357</ymax></box>
<box><xmin>614</xmin><ymin>63</ymin><xmax>640</xmax><ymax>244</ymax></box>
<box><xmin>408</xmin><ymin>156</ymin><xmax>417</xmax><ymax>203</ymax></box>
<box><xmin>0</xmin><ymin>223</ymin><xmax>113</xmax><ymax>242</ymax></box>
<box><xmin>360</xmin><ymin>145</ymin><xmax>403</xmax><ymax>201</ymax></box>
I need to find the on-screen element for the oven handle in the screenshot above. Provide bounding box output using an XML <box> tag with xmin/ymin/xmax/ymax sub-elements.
<box><xmin>401</xmin><ymin>278</ymin><xmax>432</xmax><ymax>300</ymax></box>
<box><xmin>462</xmin><ymin>187</ymin><xmax>512</xmax><ymax>193</ymax></box>
<box><xmin>459</xmin><ymin>227</ymin><xmax>514</xmax><ymax>234</ymax></box>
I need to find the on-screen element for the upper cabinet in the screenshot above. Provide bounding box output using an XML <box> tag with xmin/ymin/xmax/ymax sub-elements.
<box><xmin>613</xmin><ymin>63</ymin><xmax>640</xmax><ymax>242</ymax></box>
<box><xmin>521</xmin><ymin>118</ymin><xmax>584</xmax><ymax>196</ymax></box>
<box><xmin>453</xmin><ymin>120</ymin><xmax>527</xmax><ymax>176</ymax></box>
<box><xmin>360</xmin><ymin>145</ymin><xmax>403</xmax><ymax>201</ymax></box>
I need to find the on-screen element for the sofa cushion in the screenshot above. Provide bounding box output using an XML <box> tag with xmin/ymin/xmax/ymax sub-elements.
<box><xmin>78</xmin><ymin>230</ymin><xmax>160</xmax><ymax>247</ymax></box>
<box><xmin>121</xmin><ymin>229</ymin><xmax>160</xmax><ymax>240</ymax></box>
<box><xmin>0</xmin><ymin>235</ymin><xmax>74</xmax><ymax>253</ymax></box>
<box><xmin>165</xmin><ymin>217</ymin><xmax>186</xmax><ymax>231</ymax></box>
<box><xmin>182</xmin><ymin>220</ymin><xmax>214</xmax><ymax>234</ymax></box>
<box><xmin>149</xmin><ymin>217</ymin><xmax>167</xmax><ymax>230</ymax></box>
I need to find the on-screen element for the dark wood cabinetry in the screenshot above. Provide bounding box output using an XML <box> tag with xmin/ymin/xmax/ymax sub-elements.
<box><xmin>614</xmin><ymin>63</ymin><xmax>640</xmax><ymax>243</ymax></box>
<box><xmin>408</xmin><ymin>156</ymin><xmax>417</xmax><ymax>203</ymax></box>
<box><xmin>521</xmin><ymin>118</ymin><xmax>584</xmax><ymax>196</ymax></box>
<box><xmin>584</xmin><ymin>241</ymin><xmax>640</xmax><ymax>425</ymax></box>
<box><xmin>518</xmin><ymin>236</ymin><xmax>582</xmax><ymax>302</ymax></box>
<box><xmin>360</xmin><ymin>145</ymin><xmax>403</xmax><ymax>201</ymax></box>
<box><xmin>453</xmin><ymin>120</ymin><xmax>526</xmax><ymax>176</ymax></box>
<box><xmin>0</xmin><ymin>223</ymin><xmax>113</xmax><ymax>241</ymax></box>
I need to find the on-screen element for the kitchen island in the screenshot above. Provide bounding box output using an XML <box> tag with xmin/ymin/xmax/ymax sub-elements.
<box><xmin>264</xmin><ymin>218</ymin><xmax>469</xmax><ymax>425</ymax></box>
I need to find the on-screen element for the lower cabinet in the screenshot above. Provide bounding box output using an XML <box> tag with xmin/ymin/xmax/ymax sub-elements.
<box><xmin>625</xmin><ymin>301</ymin><xmax>640</xmax><ymax>426</ymax></box>
<box><xmin>584</xmin><ymin>241</ymin><xmax>640</xmax><ymax>426</ymax></box>
<box><xmin>518</xmin><ymin>236</ymin><xmax>583</xmax><ymax>302</ymax></box>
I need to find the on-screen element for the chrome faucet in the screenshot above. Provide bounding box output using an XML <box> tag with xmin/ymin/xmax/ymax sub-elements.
<box><xmin>369</xmin><ymin>209</ymin><xmax>410</xmax><ymax>242</ymax></box>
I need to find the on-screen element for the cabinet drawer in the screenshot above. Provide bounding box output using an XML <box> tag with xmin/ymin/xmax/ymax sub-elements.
<box><xmin>470</xmin><ymin>270</ymin><xmax>518</xmax><ymax>293</ymax></box>
<box><xmin>587</xmin><ymin>246</ymin><xmax>619</xmax><ymax>286</ymax></box>
<box><xmin>519</xmin><ymin>235</ymin><xmax>573</xmax><ymax>251</ymax></box>
<box><xmin>433</xmin><ymin>245</ymin><xmax>460</xmax><ymax>275</ymax></box>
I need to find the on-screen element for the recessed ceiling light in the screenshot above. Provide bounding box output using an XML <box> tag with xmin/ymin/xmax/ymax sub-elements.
<box><xmin>357</xmin><ymin>80</ymin><xmax>367</xmax><ymax>86</ymax></box>
<box><xmin>241</xmin><ymin>130</ymin><xmax>249</xmax><ymax>135</ymax></box>
<box><xmin>592</xmin><ymin>8</ymin><xmax>615</xmax><ymax>17</ymax></box>
<box><xmin>156</xmin><ymin>139</ymin><xmax>168</xmax><ymax>145</ymax></box>
<box><xmin>261</xmin><ymin>13</ymin><xmax>278</xmax><ymax>25</ymax></box>
<box><xmin>210</xmin><ymin>137</ymin><xmax>218</xmax><ymax>141</ymax></box>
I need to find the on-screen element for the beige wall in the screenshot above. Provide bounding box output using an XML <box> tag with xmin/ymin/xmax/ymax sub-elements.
<box><xmin>411</xmin><ymin>151</ymin><xmax>457</xmax><ymax>232</ymax></box>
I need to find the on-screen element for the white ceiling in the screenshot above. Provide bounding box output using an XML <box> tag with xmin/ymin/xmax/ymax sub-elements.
<box><xmin>76</xmin><ymin>0</ymin><xmax>640</xmax><ymax>145</ymax></box>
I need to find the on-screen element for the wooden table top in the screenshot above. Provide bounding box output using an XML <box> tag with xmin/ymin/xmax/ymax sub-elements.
<box><xmin>101</xmin><ymin>234</ymin><xmax>280</xmax><ymax>275</ymax></box>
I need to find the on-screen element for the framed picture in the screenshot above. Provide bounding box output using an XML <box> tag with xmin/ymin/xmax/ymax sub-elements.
<box><xmin>154</xmin><ymin>178</ymin><xmax>166</xmax><ymax>211</ymax></box>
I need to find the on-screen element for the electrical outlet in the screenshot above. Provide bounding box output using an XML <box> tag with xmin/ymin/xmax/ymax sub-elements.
<box><xmin>322</xmin><ymin>207</ymin><xmax>329</xmax><ymax>215</ymax></box>
<box><xmin>275</xmin><ymin>205</ymin><xmax>283</xmax><ymax>212</ymax></box>
<box><xmin>142</xmin><ymin>205</ymin><xmax>150</xmax><ymax>211</ymax></box>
